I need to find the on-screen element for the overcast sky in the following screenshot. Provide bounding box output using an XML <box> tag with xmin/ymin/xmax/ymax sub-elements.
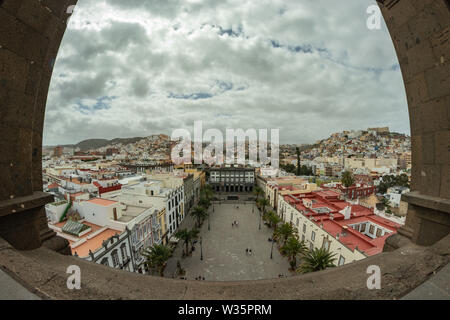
<box><xmin>43</xmin><ymin>0</ymin><xmax>410</xmax><ymax>146</ymax></box>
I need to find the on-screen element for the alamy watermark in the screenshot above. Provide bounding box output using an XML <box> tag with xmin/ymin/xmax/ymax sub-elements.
<box><xmin>367</xmin><ymin>265</ymin><xmax>381</xmax><ymax>290</ymax></box>
<box><xmin>67</xmin><ymin>265</ymin><xmax>81</xmax><ymax>290</ymax></box>
<box><xmin>367</xmin><ymin>5</ymin><xmax>382</xmax><ymax>30</ymax></box>
<box><xmin>171</xmin><ymin>121</ymin><xmax>279</xmax><ymax>168</ymax></box>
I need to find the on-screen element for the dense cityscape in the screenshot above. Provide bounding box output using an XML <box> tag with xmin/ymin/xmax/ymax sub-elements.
<box><xmin>42</xmin><ymin>126</ymin><xmax>411</xmax><ymax>278</ymax></box>
<box><xmin>1</xmin><ymin>0</ymin><xmax>448</xmax><ymax>305</ymax></box>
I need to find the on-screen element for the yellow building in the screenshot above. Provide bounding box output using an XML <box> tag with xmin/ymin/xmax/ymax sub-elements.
<box><xmin>157</xmin><ymin>208</ymin><xmax>168</xmax><ymax>245</ymax></box>
<box><xmin>264</xmin><ymin>177</ymin><xmax>320</xmax><ymax>209</ymax></box>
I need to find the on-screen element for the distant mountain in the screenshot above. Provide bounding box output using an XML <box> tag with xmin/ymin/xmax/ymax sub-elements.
<box><xmin>46</xmin><ymin>137</ymin><xmax>144</xmax><ymax>151</ymax></box>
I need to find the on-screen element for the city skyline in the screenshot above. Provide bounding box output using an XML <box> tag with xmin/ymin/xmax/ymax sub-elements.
<box><xmin>43</xmin><ymin>0</ymin><xmax>409</xmax><ymax>146</ymax></box>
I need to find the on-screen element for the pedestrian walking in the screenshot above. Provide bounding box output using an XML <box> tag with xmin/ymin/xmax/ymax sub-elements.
<box><xmin>246</xmin><ymin>248</ymin><xmax>248</xmax><ymax>255</ymax></box>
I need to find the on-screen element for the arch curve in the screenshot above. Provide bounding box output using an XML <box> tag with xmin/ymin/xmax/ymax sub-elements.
<box><xmin>0</xmin><ymin>0</ymin><xmax>449</xmax><ymax>299</ymax></box>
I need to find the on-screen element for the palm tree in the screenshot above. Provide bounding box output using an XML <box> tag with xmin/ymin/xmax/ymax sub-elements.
<box><xmin>253</xmin><ymin>186</ymin><xmax>264</xmax><ymax>201</ymax></box>
<box><xmin>199</xmin><ymin>197</ymin><xmax>211</xmax><ymax>209</ymax></box>
<box><xmin>142</xmin><ymin>244</ymin><xmax>172</xmax><ymax>277</ymax></box>
<box><xmin>380</xmin><ymin>197</ymin><xmax>391</xmax><ymax>212</ymax></box>
<box><xmin>297</xmin><ymin>247</ymin><xmax>337</xmax><ymax>274</ymax></box>
<box><xmin>175</xmin><ymin>228</ymin><xmax>199</xmax><ymax>256</ymax></box>
<box><xmin>275</xmin><ymin>222</ymin><xmax>295</xmax><ymax>246</ymax></box>
<box><xmin>282</xmin><ymin>236</ymin><xmax>307</xmax><ymax>270</ymax></box>
<box><xmin>267</xmin><ymin>211</ymin><xmax>282</xmax><ymax>231</ymax></box>
<box><xmin>257</xmin><ymin>198</ymin><xmax>270</xmax><ymax>215</ymax></box>
<box><xmin>341</xmin><ymin>171</ymin><xmax>355</xmax><ymax>188</ymax></box>
<box><xmin>191</xmin><ymin>206</ymin><xmax>208</xmax><ymax>227</ymax></box>
<box><xmin>201</xmin><ymin>185</ymin><xmax>214</xmax><ymax>202</ymax></box>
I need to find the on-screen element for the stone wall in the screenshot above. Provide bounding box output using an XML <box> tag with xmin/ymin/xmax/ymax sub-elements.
<box><xmin>378</xmin><ymin>0</ymin><xmax>450</xmax><ymax>245</ymax></box>
<box><xmin>0</xmin><ymin>0</ymin><xmax>448</xmax><ymax>296</ymax></box>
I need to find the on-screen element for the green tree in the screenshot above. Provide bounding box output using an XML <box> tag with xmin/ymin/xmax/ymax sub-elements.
<box><xmin>297</xmin><ymin>248</ymin><xmax>337</xmax><ymax>273</ymax></box>
<box><xmin>275</xmin><ymin>223</ymin><xmax>296</xmax><ymax>246</ymax></box>
<box><xmin>199</xmin><ymin>197</ymin><xmax>211</xmax><ymax>210</ymax></box>
<box><xmin>296</xmin><ymin>147</ymin><xmax>301</xmax><ymax>176</ymax></box>
<box><xmin>175</xmin><ymin>228</ymin><xmax>199</xmax><ymax>256</ymax></box>
<box><xmin>191</xmin><ymin>206</ymin><xmax>208</xmax><ymax>227</ymax></box>
<box><xmin>201</xmin><ymin>185</ymin><xmax>214</xmax><ymax>202</ymax></box>
<box><xmin>253</xmin><ymin>186</ymin><xmax>264</xmax><ymax>201</ymax></box>
<box><xmin>380</xmin><ymin>197</ymin><xmax>391</xmax><ymax>209</ymax></box>
<box><xmin>282</xmin><ymin>236</ymin><xmax>307</xmax><ymax>269</ymax></box>
<box><xmin>267</xmin><ymin>211</ymin><xmax>282</xmax><ymax>231</ymax></box>
<box><xmin>257</xmin><ymin>198</ymin><xmax>270</xmax><ymax>215</ymax></box>
<box><xmin>341</xmin><ymin>171</ymin><xmax>355</xmax><ymax>188</ymax></box>
<box><xmin>142</xmin><ymin>244</ymin><xmax>172</xmax><ymax>277</ymax></box>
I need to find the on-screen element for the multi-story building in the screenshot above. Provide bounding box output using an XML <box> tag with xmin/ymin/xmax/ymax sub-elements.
<box><xmin>53</xmin><ymin>146</ymin><xmax>63</xmax><ymax>158</ymax></box>
<box><xmin>208</xmin><ymin>166</ymin><xmax>255</xmax><ymax>193</ymax></box>
<box><xmin>277</xmin><ymin>190</ymin><xmax>400</xmax><ymax>265</ymax></box>
<box><xmin>265</xmin><ymin>178</ymin><xmax>320</xmax><ymax>210</ymax></box>
<box><xmin>82</xmin><ymin>228</ymin><xmax>136</xmax><ymax>273</ymax></box>
<box><xmin>327</xmin><ymin>183</ymin><xmax>376</xmax><ymax>200</ymax></box>
<box><xmin>49</xmin><ymin>218</ymin><xmax>137</xmax><ymax>272</ymax></box>
<box><xmin>62</xmin><ymin>197</ymin><xmax>164</xmax><ymax>273</ymax></box>
<box><xmin>181</xmin><ymin>173</ymin><xmax>194</xmax><ymax>215</ymax></box>
<box><xmin>103</xmin><ymin>178</ymin><xmax>184</xmax><ymax>242</ymax></box>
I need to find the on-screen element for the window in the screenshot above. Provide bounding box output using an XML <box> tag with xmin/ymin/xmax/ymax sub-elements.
<box><xmin>311</xmin><ymin>231</ymin><xmax>316</xmax><ymax>241</ymax></box>
<box><xmin>303</xmin><ymin>223</ymin><xmax>306</xmax><ymax>233</ymax></box>
<box><xmin>369</xmin><ymin>225</ymin><xmax>375</xmax><ymax>234</ymax></box>
<box><xmin>120</xmin><ymin>244</ymin><xmax>127</xmax><ymax>261</ymax></box>
<box><xmin>376</xmin><ymin>228</ymin><xmax>382</xmax><ymax>237</ymax></box>
<box><xmin>101</xmin><ymin>258</ymin><xmax>109</xmax><ymax>266</ymax></box>
<box><xmin>296</xmin><ymin>218</ymin><xmax>299</xmax><ymax>227</ymax></box>
<box><xmin>111</xmin><ymin>250</ymin><xmax>120</xmax><ymax>267</ymax></box>
<box><xmin>309</xmin><ymin>242</ymin><xmax>314</xmax><ymax>250</ymax></box>
<box><xmin>290</xmin><ymin>211</ymin><xmax>293</xmax><ymax>221</ymax></box>
<box><xmin>338</xmin><ymin>255</ymin><xmax>345</xmax><ymax>266</ymax></box>
<box><xmin>302</xmin><ymin>235</ymin><xmax>305</xmax><ymax>242</ymax></box>
<box><xmin>360</xmin><ymin>223</ymin><xmax>366</xmax><ymax>233</ymax></box>
<box><xmin>322</xmin><ymin>239</ymin><xmax>330</xmax><ymax>251</ymax></box>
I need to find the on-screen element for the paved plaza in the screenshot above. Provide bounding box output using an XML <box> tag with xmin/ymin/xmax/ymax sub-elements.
<box><xmin>165</xmin><ymin>202</ymin><xmax>291</xmax><ymax>281</ymax></box>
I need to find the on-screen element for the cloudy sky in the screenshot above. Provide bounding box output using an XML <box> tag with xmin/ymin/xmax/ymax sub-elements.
<box><xmin>43</xmin><ymin>0</ymin><xmax>410</xmax><ymax>146</ymax></box>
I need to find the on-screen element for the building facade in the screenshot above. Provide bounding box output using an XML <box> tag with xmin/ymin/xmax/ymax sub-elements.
<box><xmin>277</xmin><ymin>190</ymin><xmax>400</xmax><ymax>265</ymax></box>
<box><xmin>208</xmin><ymin>167</ymin><xmax>255</xmax><ymax>193</ymax></box>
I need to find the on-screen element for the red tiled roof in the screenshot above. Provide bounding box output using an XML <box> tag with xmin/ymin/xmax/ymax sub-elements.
<box><xmin>87</xmin><ymin>198</ymin><xmax>118</xmax><ymax>207</ymax></box>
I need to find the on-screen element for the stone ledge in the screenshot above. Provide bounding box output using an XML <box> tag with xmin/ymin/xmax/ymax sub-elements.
<box><xmin>0</xmin><ymin>191</ymin><xmax>54</xmax><ymax>218</ymax></box>
<box><xmin>402</xmin><ymin>191</ymin><xmax>450</xmax><ymax>214</ymax></box>
<box><xmin>0</xmin><ymin>235</ymin><xmax>448</xmax><ymax>300</ymax></box>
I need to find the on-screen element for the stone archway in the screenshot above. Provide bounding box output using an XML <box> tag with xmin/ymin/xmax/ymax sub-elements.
<box><xmin>0</xmin><ymin>0</ymin><xmax>449</xmax><ymax>252</ymax></box>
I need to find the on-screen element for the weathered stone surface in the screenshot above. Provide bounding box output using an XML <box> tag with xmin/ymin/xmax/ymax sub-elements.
<box><xmin>0</xmin><ymin>234</ymin><xmax>448</xmax><ymax>300</ymax></box>
<box><xmin>0</xmin><ymin>0</ymin><xmax>448</xmax><ymax>298</ymax></box>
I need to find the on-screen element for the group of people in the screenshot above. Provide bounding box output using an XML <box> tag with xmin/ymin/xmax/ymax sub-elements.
<box><xmin>245</xmin><ymin>248</ymin><xmax>253</xmax><ymax>255</ymax></box>
<box><xmin>232</xmin><ymin>221</ymin><xmax>239</xmax><ymax>227</ymax></box>
<box><xmin>195</xmin><ymin>276</ymin><xmax>206</xmax><ymax>281</ymax></box>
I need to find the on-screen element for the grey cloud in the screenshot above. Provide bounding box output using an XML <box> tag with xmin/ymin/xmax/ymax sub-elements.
<box><xmin>44</xmin><ymin>0</ymin><xmax>410</xmax><ymax>146</ymax></box>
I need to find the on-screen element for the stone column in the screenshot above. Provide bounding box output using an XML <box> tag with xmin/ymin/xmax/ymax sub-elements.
<box><xmin>0</xmin><ymin>0</ymin><xmax>77</xmax><ymax>252</ymax></box>
<box><xmin>378</xmin><ymin>0</ymin><xmax>450</xmax><ymax>246</ymax></box>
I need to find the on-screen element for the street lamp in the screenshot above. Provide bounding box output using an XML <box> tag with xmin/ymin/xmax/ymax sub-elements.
<box><xmin>259</xmin><ymin>212</ymin><xmax>262</xmax><ymax>230</ymax></box>
<box><xmin>270</xmin><ymin>239</ymin><xmax>274</xmax><ymax>259</ymax></box>
<box><xmin>200</xmin><ymin>236</ymin><xmax>203</xmax><ymax>261</ymax></box>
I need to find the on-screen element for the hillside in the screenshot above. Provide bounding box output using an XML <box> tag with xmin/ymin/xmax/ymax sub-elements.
<box><xmin>46</xmin><ymin>137</ymin><xmax>145</xmax><ymax>151</ymax></box>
